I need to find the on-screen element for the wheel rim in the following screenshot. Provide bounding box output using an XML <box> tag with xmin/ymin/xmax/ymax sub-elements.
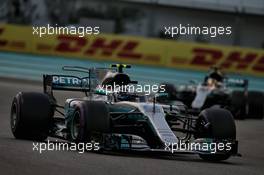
<box><xmin>71</xmin><ymin>111</ymin><xmax>81</xmax><ymax>140</ymax></box>
<box><xmin>11</xmin><ymin>104</ymin><xmax>17</xmax><ymax>130</ymax></box>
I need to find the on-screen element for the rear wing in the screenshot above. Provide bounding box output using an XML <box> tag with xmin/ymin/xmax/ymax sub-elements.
<box><xmin>225</xmin><ymin>78</ymin><xmax>248</xmax><ymax>91</ymax></box>
<box><xmin>43</xmin><ymin>74</ymin><xmax>91</xmax><ymax>92</ymax></box>
<box><xmin>43</xmin><ymin>66</ymin><xmax>99</xmax><ymax>97</ymax></box>
<box><xmin>43</xmin><ymin>74</ymin><xmax>96</xmax><ymax>100</ymax></box>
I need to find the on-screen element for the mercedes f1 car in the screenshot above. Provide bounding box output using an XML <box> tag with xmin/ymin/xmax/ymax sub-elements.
<box><xmin>158</xmin><ymin>67</ymin><xmax>264</xmax><ymax>119</ymax></box>
<box><xmin>10</xmin><ymin>64</ymin><xmax>239</xmax><ymax>161</ymax></box>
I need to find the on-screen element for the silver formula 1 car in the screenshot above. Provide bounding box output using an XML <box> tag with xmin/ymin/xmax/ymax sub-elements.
<box><xmin>10</xmin><ymin>64</ymin><xmax>239</xmax><ymax>161</ymax></box>
<box><xmin>158</xmin><ymin>67</ymin><xmax>264</xmax><ymax>119</ymax></box>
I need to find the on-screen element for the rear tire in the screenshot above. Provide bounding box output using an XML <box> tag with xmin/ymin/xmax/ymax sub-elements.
<box><xmin>230</xmin><ymin>91</ymin><xmax>246</xmax><ymax>119</ymax></box>
<box><xmin>10</xmin><ymin>92</ymin><xmax>53</xmax><ymax>141</ymax></box>
<box><xmin>70</xmin><ymin>101</ymin><xmax>110</xmax><ymax>143</ymax></box>
<box><xmin>196</xmin><ymin>108</ymin><xmax>236</xmax><ymax>161</ymax></box>
<box><xmin>248</xmin><ymin>91</ymin><xmax>264</xmax><ymax>119</ymax></box>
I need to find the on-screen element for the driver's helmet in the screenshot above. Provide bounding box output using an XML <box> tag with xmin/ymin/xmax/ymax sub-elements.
<box><xmin>204</xmin><ymin>67</ymin><xmax>224</xmax><ymax>85</ymax></box>
<box><xmin>101</xmin><ymin>71</ymin><xmax>131</xmax><ymax>87</ymax></box>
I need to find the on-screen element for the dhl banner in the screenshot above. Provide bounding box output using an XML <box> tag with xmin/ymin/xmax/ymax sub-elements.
<box><xmin>0</xmin><ymin>24</ymin><xmax>263</xmax><ymax>76</ymax></box>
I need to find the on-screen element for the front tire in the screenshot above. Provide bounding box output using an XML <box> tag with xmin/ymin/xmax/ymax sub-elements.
<box><xmin>196</xmin><ymin>108</ymin><xmax>236</xmax><ymax>161</ymax></box>
<box><xmin>70</xmin><ymin>101</ymin><xmax>110</xmax><ymax>143</ymax></box>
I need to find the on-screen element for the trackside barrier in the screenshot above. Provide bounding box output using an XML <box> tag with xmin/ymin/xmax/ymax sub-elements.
<box><xmin>0</xmin><ymin>24</ymin><xmax>263</xmax><ymax>77</ymax></box>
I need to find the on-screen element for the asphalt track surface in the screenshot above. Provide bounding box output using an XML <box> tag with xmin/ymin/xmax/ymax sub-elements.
<box><xmin>0</xmin><ymin>78</ymin><xmax>264</xmax><ymax>175</ymax></box>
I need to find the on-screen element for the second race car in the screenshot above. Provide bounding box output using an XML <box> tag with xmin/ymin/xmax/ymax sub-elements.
<box><xmin>158</xmin><ymin>67</ymin><xmax>264</xmax><ymax>119</ymax></box>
